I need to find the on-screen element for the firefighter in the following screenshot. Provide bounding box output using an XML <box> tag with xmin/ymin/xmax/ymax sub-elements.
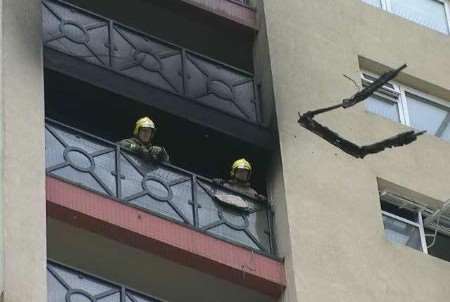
<box><xmin>214</xmin><ymin>158</ymin><xmax>266</xmax><ymax>203</ymax></box>
<box><xmin>118</xmin><ymin>116</ymin><xmax>170</xmax><ymax>162</ymax></box>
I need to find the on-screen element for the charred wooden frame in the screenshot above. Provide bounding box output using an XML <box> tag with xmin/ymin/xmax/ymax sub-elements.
<box><xmin>298</xmin><ymin>64</ymin><xmax>425</xmax><ymax>159</ymax></box>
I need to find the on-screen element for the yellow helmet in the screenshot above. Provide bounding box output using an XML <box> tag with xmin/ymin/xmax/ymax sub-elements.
<box><xmin>230</xmin><ymin>158</ymin><xmax>252</xmax><ymax>177</ymax></box>
<box><xmin>133</xmin><ymin>117</ymin><xmax>156</xmax><ymax>136</ymax></box>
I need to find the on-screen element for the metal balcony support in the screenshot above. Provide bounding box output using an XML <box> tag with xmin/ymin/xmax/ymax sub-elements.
<box><xmin>48</xmin><ymin>260</ymin><xmax>164</xmax><ymax>302</ymax></box>
<box><xmin>45</xmin><ymin>118</ymin><xmax>275</xmax><ymax>256</ymax></box>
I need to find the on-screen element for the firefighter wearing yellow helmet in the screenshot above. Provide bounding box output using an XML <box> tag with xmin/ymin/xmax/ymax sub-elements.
<box><xmin>214</xmin><ymin>158</ymin><xmax>266</xmax><ymax>205</ymax></box>
<box><xmin>118</xmin><ymin>117</ymin><xmax>170</xmax><ymax>162</ymax></box>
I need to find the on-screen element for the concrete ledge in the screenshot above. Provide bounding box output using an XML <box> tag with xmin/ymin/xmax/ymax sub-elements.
<box><xmin>46</xmin><ymin>176</ymin><xmax>285</xmax><ymax>297</ymax></box>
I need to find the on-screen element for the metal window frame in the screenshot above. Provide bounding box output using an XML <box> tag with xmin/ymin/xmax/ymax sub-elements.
<box><xmin>362</xmin><ymin>72</ymin><xmax>407</xmax><ymax>124</ymax></box>
<box><xmin>366</xmin><ymin>93</ymin><xmax>403</xmax><ymax>123</ymax></box>
<box><xmin>381</xmin><ymin>191</ymin><xmax>450</xmax><ymax>246</ymax></box>
<box><xmin>399</xmin><ymin>85</ymin><xmax>450</xmax><ymax>138</ymax></box>
<box><xmin>371</xmin><ymin>0</ymin><xmax>450</xmax><ymax>34</ymax></box>
<box><xmin>401</xmin><ymin>88</ymin><xmax>450</xmax><ymax>133</ymax></box>
<box><xmin>381</xmin><ymin>209</ymin><xmax>429</xmax><ymax>254</ymax></box>
<box><xmin>361</xmin><ymin>71</ymin><xmax>450</xmax><ymax>140</ymax></box>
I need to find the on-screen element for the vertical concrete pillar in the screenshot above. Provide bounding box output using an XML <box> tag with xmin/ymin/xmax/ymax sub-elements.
<box><xmin>0</xmin><ymin>0</ymin><xmax>46</xmax><ymax>301</ymax></box>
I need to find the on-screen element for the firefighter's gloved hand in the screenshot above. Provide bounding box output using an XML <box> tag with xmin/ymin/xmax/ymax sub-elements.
<box><xmin>148</xmin><ymin>146</ymin><xmax>169</xmax><ymax>162</ymax></box>
<box><xmin>140</xmin><ymin>146</ymin><xmax>152</xmax><ymax>160</ymax></box>
<box><xmin>149</xmin><ymin>146</ymin><xmax>161</xmax><ymax>160</ymax></box>
<box><xmin>128</xmin><ymin>142</ymin><xmax>142</xmax><ymax>153</ymax></box>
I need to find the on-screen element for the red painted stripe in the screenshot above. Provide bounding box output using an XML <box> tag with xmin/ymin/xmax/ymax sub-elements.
<box><xmin>46</xmin><ymin>176</ymin><xmax>285</xmax><ymax>297</ymax></box>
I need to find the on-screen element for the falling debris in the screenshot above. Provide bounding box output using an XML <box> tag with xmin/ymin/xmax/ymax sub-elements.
<box><xmin>298</xmin><ymin>64</ymin><xmax>425</xmax><ymax>158</ymax></box>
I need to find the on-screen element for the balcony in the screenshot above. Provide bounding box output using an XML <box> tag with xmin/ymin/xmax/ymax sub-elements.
<box><xmin>42</xmin><ymin>0</ymin><xmax>271</xmax><ymax>148</ymax></box>
<box><xmin>48</xmin><ymin>260</ymin><xmax>164</xmax><ymax>302</ymax></box>
<box><xmin>45</xmin><ymin>118</ymin><xmax>275</xmax><ymax>255</ymax></box>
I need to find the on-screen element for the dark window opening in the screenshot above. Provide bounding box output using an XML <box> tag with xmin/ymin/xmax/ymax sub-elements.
<box><xmin>425</xmin><ymin>230</ymin><xmax>450</xmax><ymax>263</ymax></box>
<box><xmin>44</xmin><ymin>69</ymin><xmax>270</xmax><ymax>194</ymax></box>
<box><xmin>380</xmin><ymin>200</ymin><xmax>418</xmax><ymax>222</ymax></box>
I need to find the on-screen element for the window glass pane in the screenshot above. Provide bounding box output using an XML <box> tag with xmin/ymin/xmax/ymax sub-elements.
<box><xmin>382</xmin><ymin>214</ymin><xmax>422</xmax><ymax>251</ymax></box>
<box><xmin>390</xmin><ymin>0</ymin><xmax>449</xmax><ymax>34</ymax></box>
<box><xmin>406</xmin><ymin>93</ymin><xmax>448</xmax><ymax>135</ymax></box>
<box><xmin>366</xmin><ymin>94</ymin><xmax>400</xmax><ymax>122</ymax></box>
<box><xmin>362</xmin><ymin>0</ymin><xmax>382</xmax><ymax>8</ymax></box>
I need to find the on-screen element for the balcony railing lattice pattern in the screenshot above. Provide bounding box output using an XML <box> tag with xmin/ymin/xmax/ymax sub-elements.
<box><xmin>42</xmin><ymin>0</ymin><xmax>260</xmax><ymax>123</ymax></box>
<box><xmin>48</xmin><ymin>261</ymin><xmax>163</xmax><ymax>302</ymax></box>
<box><xmin>46</xmin><ymin>119</ymin><xmax>275</xmax><ymax>255</ymax></box>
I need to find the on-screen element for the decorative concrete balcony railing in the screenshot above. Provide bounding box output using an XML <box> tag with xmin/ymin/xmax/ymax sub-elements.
<box><xmin>42</xmin><ymin>0</ymin><xmax>268</xmax><ymax>148</ymax></box>
<box><xmin>48</xmin><ymin>261</ymin><xmax>164</xmax><ymax>302</ymax></box>
<box><xmin>46</xmin><ymin>119</ymin><xmax>275</xmax><ymax>255</ymax></box>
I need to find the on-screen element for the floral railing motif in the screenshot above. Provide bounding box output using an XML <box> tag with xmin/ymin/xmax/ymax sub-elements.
<box><xmin>46</xmin><ymin>119</ymin><xmax>275</xmax><ymax>255</ymax></box>
<box><xmin>42</xmin><ymin>0</ymin><xmax>260</xmax><ymax>123</ymax></box>
<box><xmin>48</xmin><ymin>261</ymin><xmax>164</xmax><ymax>302</ymax></box>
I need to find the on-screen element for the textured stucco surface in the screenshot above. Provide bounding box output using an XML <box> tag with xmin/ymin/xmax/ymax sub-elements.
<box><xmin>262</xmin><ymin>0</ymin><xmax>450</xmax><ymax>301</ymax></box>
<box><xmin>0</xmin><ymin>0</ymin><xmax>3</xmax><ymax>297</ymax></box>
<box><xmin>1</xmin><ymin>0</ymin><xmax>46</xmax><ymax>301</ymax></box>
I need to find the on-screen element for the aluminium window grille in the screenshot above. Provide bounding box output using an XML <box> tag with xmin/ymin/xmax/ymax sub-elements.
<box><xmin>362</xmin><ymin>72</ymin><xmax>450</xmax><ymax>143</ymax></box>
<box><xmin>362</xmin><ymin>0</ymin><xmax>450</xmax><ymax>34</ymax></box>
<box><xmin>381</xmin><ymin>200</ymin><xmax>428</xmax><ymax>252</ymax></box>
<box><xmin>380</xmin><ymin>192</ymin><xmax>450</xmax><ymax>262</ymax></box>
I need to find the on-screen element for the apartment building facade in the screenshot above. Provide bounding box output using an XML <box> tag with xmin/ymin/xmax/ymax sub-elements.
<box><xmin>1</xmin><ymin>0</ymin><xmax>450</xmax><ymax>302</ymax></box>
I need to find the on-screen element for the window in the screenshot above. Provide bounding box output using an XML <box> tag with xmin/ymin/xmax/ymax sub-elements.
<box><xmin>362</xmin><ymin>72</ymin><xmax>450</xmax><ymax>143</ymax></box>
<box><xmin>380</xmin><ymin>191</ymin><xmax>450</xmax><ymax>262</ymax></box>
<box><xmin>362</xmin><ymin>0</ymin><xmax>450</xmax><ymax>34</ymax></box>
<box><xmin>381</xmin><ymin>200</ymin><xmax>428</xmax><ymax>252</ymax></box>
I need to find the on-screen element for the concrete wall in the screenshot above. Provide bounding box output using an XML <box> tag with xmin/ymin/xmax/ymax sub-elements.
<box><xmin>253</xmin><ymin>0</ymin><xmax>276</xmax><ymax>127</ymax></box>
<box><xmin>262</xmin><ymin>0</ymin><xmax>450</xmax><ymax>301</ymax></box>
<box><xmin>0</xmin><ymin>1</ymin><xmax>3</xmax><ymax>297</ymax></box>
<box><xmin>0</xmin><ymin>0</ymin><xmax>46</xmax><ymax>301</ymax></box>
